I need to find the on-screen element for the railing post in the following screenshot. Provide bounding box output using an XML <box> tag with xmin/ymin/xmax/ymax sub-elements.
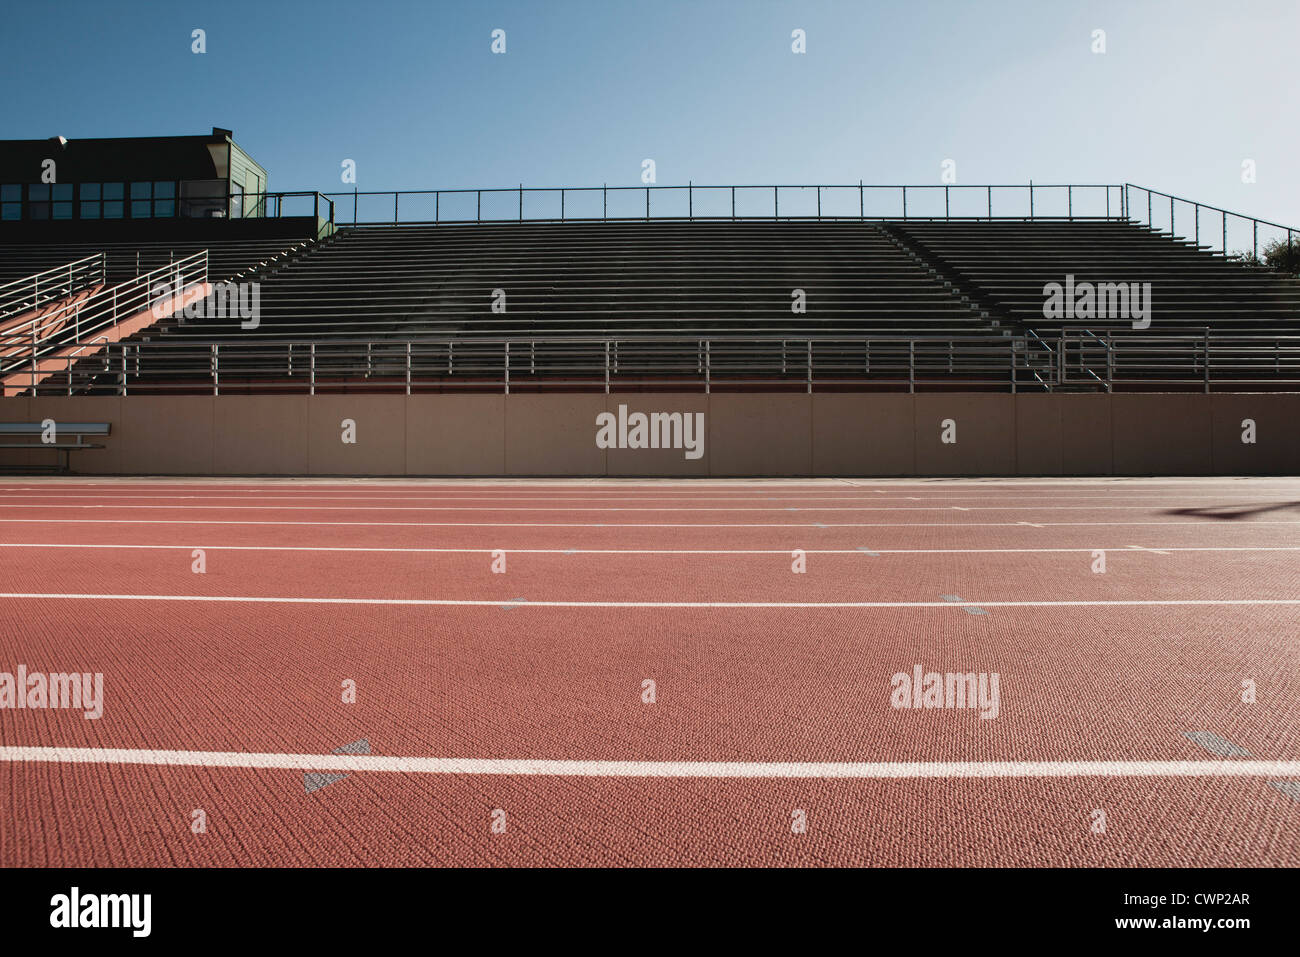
<box><xmin>1222</xmin><ymin>211</ymin><xmax>1227</xmax><ymax>255</ymax></box>
<box><xmin>944</xmin><ymin>185</ymin><xmax>949</xmax><ymax>219</ymax></box>
<box><xmin>504</xmin><ymin>341</ymin><xmax>510</xmax><ymax>394</ymax></box>
<box><xmin>1010</xmin><ymin>338</ymin><xmax>1016</xmax><ymax>394</ymax></box>
<box><xmin>121</xmin><ymin>346</ymin><xmax>128</xmax><ymax>396</ymax></box>
<box><xmin>1147</xmin><ymin>191</ymin><xmax>1151</xmax><ymax>226</ymax></box>
<box><xmin>519</xmin><ymin>184</ymin><xmax>523</xmax><ymax>221</ymax></box>
<box><xmin>646</xmin><ymin>187</ymin><xmax>650</xmax><ymax>220</ymax></box>
<box><xmin>731</xmin><ymin>186</ymin><xmax>735</xmax><ymax>220</ymax></box>
<box><xmin>603</xmin><ymin>184</ymin><xmax>607</xmax><ymax>219</ymax></box>
<box><xmin>902</xmin><ymin>186</ymin><xmax>907</xmax><ymax>220</ymax></box>
<box><xmin>406</xmin><ymin>341</ymin><xmax>411</xmax><ymax>395</ymax></box>
<box><xmin>477</xmin><ymin>190</ymin><xmax>481</xmax><ymax>222</ymax></box>
<box><xmin>435</xmin><ymin>191</ymin><xmax>439</xmax><ymax>223</ymax></box>
<box><xmin>1068</xmin><ymin>185</ymin><xmax>1073</xmax><ymax>221</ymax></box>
<box><xmin>1253</xmin><ymin>220</ymin><xmax>1258</xmax><ymax>260</ymax></box>
<box><xmin>987</xmin><ymin>185</ymin><xmax>992</xmax><ymax>220</ymax></box>
<box><xmin>817</xmin><ymin>186</ymin><xmax>821</xmax><ymax>220</ymax></box>
<box><xmin>1106</xmin><ymin>332</ymin><xmax>1113</xmax><ymax>391</ymax></box>
<box><xmin>688</xmin><ymin>181</ymin><xmax>692</xmax><ymax>220</ymax></box>
<box><xmin>1029</xmin><ymin>183</ymin><xmax>1034</xmax><ymax>220</ymax></box>
<box><xmin>705</xmin><ymin>339</ymin><xmax>711</xmax><ymax>394</ymax></box>
<box><xmin>561</xmin><ymin>188</ymin><xmax>565</xmax><ymax>221</ymax></box>
<box><xmin>908</xmin><ymin>339</ymin><xmax>914</xmax><ymax>393</ymax></box>
<box><xmin>604</xmin><ymin>340</ymin><xmax>610</xmax><ymax>394</ymax></box>
<box><xmin>394</xmin><ymin>191</ymin><xmax>399</xmax><ymax>223</ymax></box>
<box><xmin>1195</xmin><ymin>205</ymin><xmax>1199</xmax><ymax>246</ymax></box>
<box><xmin>212</xmin><ymin>343</ymin><xmax>219</xmax><ymax>396</ymax></box>
<box><xmin>1204</xmin><ymin>329</ymin><xmax>1210</xmax><ymax>393</ymax></box>
<box><xmin>806</xmin><ymin>339</ymin><xmax>812</xmax><ymax>393</ymax></box>
<box><xmin>774</xmin><ymin>186</ymin><xmax>778</xmax><ymax>220</ymax></box>
<box><xmin>859</xmin><ymin>180</ymin><xmax>863</xmax><ymax>218</ymax></box>
<box><xmin>309</xmin><ymin>342</ymin><xmax>315</xmax><ymax>395</ymax></box>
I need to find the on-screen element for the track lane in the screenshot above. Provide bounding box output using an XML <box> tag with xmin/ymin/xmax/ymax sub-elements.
<box><xmin>2</xmin><ymin>476</ymin><xmax>1297</xmax><ymax>868</ymax></box>
<box><xmin>0</xmin><ymin>546</ymin><xmax>1297</xmax><ymax>602</ymax></box>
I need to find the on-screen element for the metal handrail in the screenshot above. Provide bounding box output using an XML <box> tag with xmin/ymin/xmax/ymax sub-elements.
<box><xmin>189</xmin><ymin>191</ymin><xmax>335</xmax><ymax>226</ymax></box>
<box><xmin>0</xmin><ymin>253</ymin><xmax>106</xmax><ymax>321</ymax></box>
<box><xmin>322</xmin><ymin>183</ymin><xmax>1127</xmax><ymax>226</ymax></box>
<box><xmin>0</xmin><ymin>251</ymin><xmax>208</xmax><ymax>383</ymax></box>
<box><xmin>25</xmin><ymin>332</ymin><xmax>1300</xmax><ymax>397</ymax></box>
<box><xmin>1124</xmin><ymin>183</ymin><xmax>1298</xmax><ymax>261</ymax></box>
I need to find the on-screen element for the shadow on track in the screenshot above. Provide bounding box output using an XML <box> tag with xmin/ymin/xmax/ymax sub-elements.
<box><xmin>1165</xmin><ymin>502</ymin><xmax>1300</xmax><ymax>520</ymax></box>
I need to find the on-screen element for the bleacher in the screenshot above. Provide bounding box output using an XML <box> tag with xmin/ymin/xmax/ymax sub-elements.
<box><xmin>1</xmin><ymin>191</ymin><xmax>1298</xmax><ymax>395</ymax></box>
<box><xmin>145</xmin><ymin>220</ymin><xmax>988</xmax><ymax>341</ymax></box>
<box><xmin>890</xmin><ymin>219</ymin><xmax>1300</xmax><ymax>335</ymax></box>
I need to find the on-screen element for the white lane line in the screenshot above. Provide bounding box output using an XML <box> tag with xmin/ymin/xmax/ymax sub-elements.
<box><xmin>0</xmin><ymin>492</ymin><xmax>1280</xmax><ymax>502</ymax></box>
<box><xmin>1</xmin><ymin>592</ymin><xmax>1297</xmax><ymax>609</ymax></box>
<box><xmin>7</xmin><ymin>479</ymin><xmax>1295</xmax><ymax>488</ymax></box>
<box><xmin>2</xmin><ymin>543</ymin><xmax>1298</xmax><ymax>555</ymax></box>
<box><xmin>1</xmin><ymin>519</ymin><xmax>1297</xmax><ymax>529</ymax></box>
<box><xmin>0</xmin><ymin>503</ymin><xmax>1277</xmax><ymax>512</ymax></box>
<box><xmin>2</xmin><ymin>746</ymin><xmax>1298</xmax><ymax>779</ymax></box>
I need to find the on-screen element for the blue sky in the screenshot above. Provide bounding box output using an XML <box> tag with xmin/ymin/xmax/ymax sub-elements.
<box><xmin>2</xmin><ymin>0</ymin><xmax>1297</xmax><ymax>233</ymax></box>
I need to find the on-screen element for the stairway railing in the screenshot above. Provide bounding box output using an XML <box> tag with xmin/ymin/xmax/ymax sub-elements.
<box><xmin>0</xmin><ymin>254</ymin><xmax>106</xmax><ymax>322</ymax></box>
<box><xmin>1124</xmin><ymin>184</ymin><xmax>1298</xmax><ymax>261</ymax></box>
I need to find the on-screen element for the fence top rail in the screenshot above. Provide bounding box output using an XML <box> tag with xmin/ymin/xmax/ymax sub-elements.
<box><xmin>1124</xmin><ymin>183</ymin><xmax>1298</xmax><ymax>235</ymax></box>
<box><xmin>64</xmin><ymin>333</ymin><xmax>1300</xmax><ymax>350</ymax></box>
<box><xmin>322</xmin><ymin>183</ymin><xmax>1124</xmax><ymax>198</ymax></box>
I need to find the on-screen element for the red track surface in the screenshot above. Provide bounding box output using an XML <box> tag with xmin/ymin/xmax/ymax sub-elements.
<box><xmin>1</xmin><ymin>477</ymin><xmax>1298</xmax><ymax>867</ymax></box>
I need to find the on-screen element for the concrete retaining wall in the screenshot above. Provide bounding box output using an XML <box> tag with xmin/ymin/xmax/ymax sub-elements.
<box><xmin>0</xmin><ymin>393</ymin><xmax>1296</xmax><ymax>476</ymax></box>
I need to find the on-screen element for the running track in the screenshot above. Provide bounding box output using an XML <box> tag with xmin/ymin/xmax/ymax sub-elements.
<box><xmin>1</xmin><ymin>476</ymin><xmax>1297</xmax><ymax>867</ymax></box>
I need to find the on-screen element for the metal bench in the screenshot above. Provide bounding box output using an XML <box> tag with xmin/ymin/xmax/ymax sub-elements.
<box><xmin>0</xmin><ymin>421</ymin><xmax>110</xmax><ymax>473</ymax></box>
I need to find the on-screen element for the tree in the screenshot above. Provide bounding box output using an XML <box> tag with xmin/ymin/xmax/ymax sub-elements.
<box><xmin>1229</xmin><ymin>235</ymin><xmax>1300</xmax><ymax>277</ymax></box>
